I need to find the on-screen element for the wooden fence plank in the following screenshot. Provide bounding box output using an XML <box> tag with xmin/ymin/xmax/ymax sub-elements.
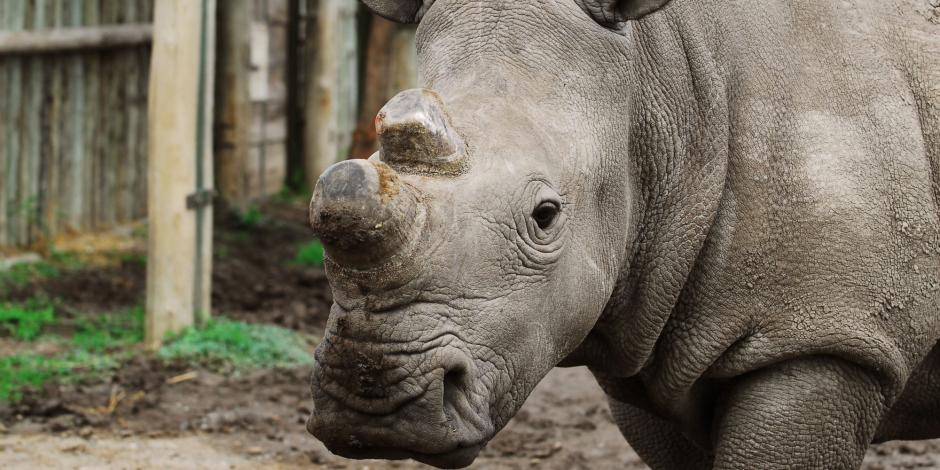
<box><xmin>102</xmin><ymin>0</ymin><xmax>120</xmax><ymax>228</ymax></box>
<box><xmin>214</xmin><ymin>0</ymin><xmax>252</xmax><ymax>209</ymax></box>
<box><xmin>336</xmin><ymin>0</ymin><xmax>359</xmax><ymax>159</ymax></box>
<box><xmin>304</xmin><ymin>0</ymin><xmax>342</xmax><ymax>188</ymax></box>
<box><xmin>0</xmin><ymin>56</ymin><xmax>7</xmax><ymax>247</ymax></box>
<box><xmin>40</xmin><ymin>0</ymin><xmax>65</xmax><ymax>245</ymax></box>
<box><xmin>0</xmin><ymin>24</ymin><xmax>153</xmax><ymax>55</ymax></box>
<box><xmin>135</xmin><ymin>20</ymin><xmax>150</xmax><ymax>218</ymax></box>
<box><xmin>7</xmin><ymin>0</ymin><xmax>26</xmax><ymax>246</ymax></box>
<box><xmin>0</xmin><ymin>5</ymin><xmax>6</xmax><ymax>246</ymax></box>
<box><xmin>25</xmin><ymin>0</ymin><xmax>46</xmax><ymax>246</ymax></box>
<box><xmin>63</xmin><ymin>0</ymin><xmax>86</xmax><ymax>232</ymax></box>
<box><xmin>85</xmin><ymin>0</ymin><xmax>101</xmax><ymax>230</ymax></box>
<box><xmin>118</xmin><ymin>0</ymin><xmax>138</xmax><ymax>222</ymax></box>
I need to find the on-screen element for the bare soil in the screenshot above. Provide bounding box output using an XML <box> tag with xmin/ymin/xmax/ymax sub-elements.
<box><xmin>1</xmin><ymin>200</ymin><xmax>938</xmax><ymax>469</ymax></box>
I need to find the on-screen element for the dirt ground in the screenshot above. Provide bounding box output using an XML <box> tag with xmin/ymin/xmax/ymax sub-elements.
<box><xmin>2</xmin><ymin>200</ymin><xmax>939</xmax><ymax>469</ymax></box>
<box><xmin>2</xmin><ymin>365</ymin><xmax>939</xmax><ymax>470</ymax></box>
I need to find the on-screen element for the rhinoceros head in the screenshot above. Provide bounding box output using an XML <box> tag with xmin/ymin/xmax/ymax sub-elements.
<box><xmin>307</xmin><ymin>0</ymin><xmax>671</xmax><ymax>467</ymax></box>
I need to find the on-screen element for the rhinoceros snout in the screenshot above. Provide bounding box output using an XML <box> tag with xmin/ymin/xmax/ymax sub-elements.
<box><xmin>308</xmin><ymin>322</ymin><xmax>490</xmax><ymax>468</ymax></box>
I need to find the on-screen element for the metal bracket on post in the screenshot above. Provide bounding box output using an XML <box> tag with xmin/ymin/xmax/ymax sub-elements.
<box><xmin>186</xmin><ymin>189</ymin><xmax>216</xmax><ymax>210</ymax></box>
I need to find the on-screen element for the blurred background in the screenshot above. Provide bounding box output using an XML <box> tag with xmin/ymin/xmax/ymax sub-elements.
<box><xmin>1</xmin><ymin>1</ymin><xmax>937</xmax><ymax>469</ymax></box>
<box><xmin>0</xmin><ymin>0</ymin><xmax>416</xmax><ymax>252</ymax></box>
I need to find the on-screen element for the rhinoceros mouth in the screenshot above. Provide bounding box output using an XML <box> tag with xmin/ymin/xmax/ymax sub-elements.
<box><xmin>308</xmin><ymin>381</ymin><xmax>493</xmax><ymax>468</ymax></box>
<box><xmin>325</xmin><ymin>443</ymin><xmax>484</xmax><ymax>469</ymax></box>
<box><xmin>309</xmin><ymin>311</ymin><xmax>498</xmax><ymax>468</ymax></box>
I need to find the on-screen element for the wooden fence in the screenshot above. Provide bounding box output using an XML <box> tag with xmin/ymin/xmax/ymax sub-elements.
<box><xmin>0</xmin><ymin>0</ymin><xmax>415</xmax><ymax>251</ymax></box>
<box><xmin>0</xmin><ymin>0</ymin><xmax>153</xmax><ymax>250</ymax></box>
<box><xmin>0</xmin><ymin>0</ymin><xmax>154</xmax><ymax>250</ymax></box>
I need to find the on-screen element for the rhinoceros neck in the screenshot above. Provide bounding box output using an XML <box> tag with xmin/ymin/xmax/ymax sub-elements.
<box><xmin>568</xmin><ymin>5</ymin><xmax>732</xmax><ymax>377</ymax></box>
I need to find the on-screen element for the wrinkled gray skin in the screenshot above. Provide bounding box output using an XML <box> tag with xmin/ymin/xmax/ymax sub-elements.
<box><xmin>306</xmin><ymin>0</ymin><xmax>940</xmax><ymax>468</ymax></box>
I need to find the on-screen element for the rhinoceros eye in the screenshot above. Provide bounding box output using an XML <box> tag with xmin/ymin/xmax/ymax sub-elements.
<box><xmin>532</xmin><ymin>202</ymin><xmax>560</xmax><ymax>230</ymax></box>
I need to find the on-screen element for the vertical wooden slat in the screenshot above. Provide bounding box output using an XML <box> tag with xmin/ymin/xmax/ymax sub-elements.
<box><xmin>0</xmin><ymin>52</ymin><xmax>6</xmax><ymax>247</ymax></box>
<box><xmin>304</xmin><ymin>0</ymin><xmax>343</xmax><ymax>187</ymax></box>
<box><xmin>25</xmin><ymin>1</ymin><xmax>48</xmax><ymax>247</ymax></box>
<box><xmin>83</xmin><ymin>0</ymin><xmax>100</xmax><ymax>230</ymax></box>
<box><xmin>0</xmin><ymin>5</ymin><xmax>8</xmax><ymax>247</ymax></box>
<box><xmin>135</xmin><ymin>0</ymin><xmax>153</xmax><ymax>219</ymax></box>
<box><xmin>336</xmin><ymin>0</ymin><xmax>359</xmax><ymax>156</ymax></box>
<box><xmin>6</xmin><ymin>0</ymin><xmax>26</xmax><ymax>246</ymax></box>
<box><xmin>215</xmin><ymin>0</ymin><xmax>252</xmax><ymax>209</ymax></box>
<box><xmin>135</xmin><ymin>26</ymin><xmax>150</xmax><ymax>219</ymax></box>
<box><xmin>41</xmin><ymin>0</ymin><xmax>66</xmax><ymax>246</ymax></box>
<box><xmin>117</xmin><ymin>0</ymin><xmax>137</xmax><ymax>221</ymax></box>
<box><xmin>64</xmin><ymin>0</ymin><xmax>86</xmax><ymax>233</ymax></box>
<box><xmin>99</xmin><ymin>0</ymin><xmax>118</xmax><ymax>227</ymax></box>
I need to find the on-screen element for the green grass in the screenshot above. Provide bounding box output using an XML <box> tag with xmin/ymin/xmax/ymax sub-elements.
<box><xmin>0</xmin><ymin>302</ymin><xmax>55</xmax><ymax>341</ymax></box>
<box><xmin>159</xmin><ymin>318</ymin><xmax>314</xmax><ymax>371</ymax></box>
<box><xmin>70</xmin><ymin>307</ymin><xmax>145</xmax><ymax>351</ymax></box>
<box><xmin>0</xmin><ymin>261</ymin><xmax>58</xmax><ymax>289</ymax></box>
<box><xmin>0</xmin><ymin>251</ymin><xmax>82</xmax><ymax>292</ymax></box>
<box><xmin>293</xmin><ymin>240</ymin><xmax>325</xmax><ymax>267</ymax></box>
<box><xmin>0</xmin><ymin>302</ymin><xmax>142</xmax><ymax>400</ymax></box>
<box><xmin>0</xmin><ymin>351</ymin><xmax>117</xmax><ymax>401</ymax></box>
<box><xmin>0</xmin><ymin>300</ymin><xmax>314</xmax><ymax>401</ymax></box>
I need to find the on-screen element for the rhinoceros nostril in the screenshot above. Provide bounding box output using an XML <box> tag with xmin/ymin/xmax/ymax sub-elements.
<box><xmin>443</xmin><ymin>366</ymin><xmax>467</xmax><ymax>410</ymax></box>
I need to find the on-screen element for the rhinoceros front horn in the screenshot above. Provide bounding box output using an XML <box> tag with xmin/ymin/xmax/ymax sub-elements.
<box><xmin>376</xmin><ymin>88</ymin><xmax>467</xmax><ymax>176</ymax></box>
<box><xmin>309</xmin><ymin>159</ymin><xmax>420</xmax><ymax>268</ymax></box>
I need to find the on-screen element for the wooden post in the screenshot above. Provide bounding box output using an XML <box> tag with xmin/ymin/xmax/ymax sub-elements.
<box><xmin>348</xmin><ymin>16</ymin><xmax>396</xmax><ymax>160</ymax></box>
<box><xmin>285</xmin><ymin>0</ymin><xmax>305</xmax><ymax>192</ymax></box>
<box><xmin>146</xmin><ymin>0</ymin><xmax>216</xmax><ymax>348</ymax></box>
<box><xmin>389</xmin><ymin>26</ymin><xmax>418</xmax><ymax>94</ymax></box>
<box><xmin>348</xmin><ymin>18</ymin><xmax>417</xmax><ymax>160</ymax></box>
<box><xmin>304</xmin><ymin>0</ymin><xmax>342</xmax><ymax>189</ymax></box>
<box><xmin>214</xmin><ymin>0</ymin><xmax>252</xmax><ymax>209</ymax></box>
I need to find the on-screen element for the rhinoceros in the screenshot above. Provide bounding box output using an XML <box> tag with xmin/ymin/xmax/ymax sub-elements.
<box><xmin>305</xmin><ymin>0</ymin><xmax>940</xmax><ymax>468</ymax></box>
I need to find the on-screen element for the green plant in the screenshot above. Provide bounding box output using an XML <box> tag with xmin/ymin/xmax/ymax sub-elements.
<box><xmin>0</xmin><ymin>303</ymin><xmax>55</xmax><ymax>341</ymax></box>
<box><xmin>117</xmin><ymin>252</ymin><xmax>147</xmax><ymax>265</ymax></box>
<box><xmin>159</xmin><ymin>318</ymin><xmax>314</xmax><ymax>371</ymax></box>
<box><xmin>293</xmin><ymin>240</ymin><xmax>325</xmax><ymax>267</ymax></box>
<box><xmin>237</xmin><ymin>204</ymin><xmax>264</xmax><ymax>228</ymax></box>
<box><xmin>70</xmin><ymin>307</ymin><xmax>145</xmax><ymax>351</ymax></box>
<box><xmin>0</xmin><ymin>351</ymin><xmax>117</xmax><ymax>401</ymax></box>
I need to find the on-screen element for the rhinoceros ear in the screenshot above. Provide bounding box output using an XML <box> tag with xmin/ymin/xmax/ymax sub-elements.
<box><xmin>578</xmin><ymin>0</ymin><xmax>673</xmax><ymax>25</ymax></box>
<box><xmin>361</xmin><ymin>0</ymin><xmax>431</xmax><ymax>24</ymax></box>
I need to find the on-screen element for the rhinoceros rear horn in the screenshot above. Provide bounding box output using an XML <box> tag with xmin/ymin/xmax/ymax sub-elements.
<box><xmin>361</xmin><ymin>0</ymin><xmax>430</xmax><ymax>23</ymax></box>
<box><xmin>578</xmin><ymin>0</ymin><xmax>673</xmax><ymax>24</ymax></box>
<box><xmin>375</xmin><ymin>88</ymin><xmax>467</xmax><ymax>176</ymax></box>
